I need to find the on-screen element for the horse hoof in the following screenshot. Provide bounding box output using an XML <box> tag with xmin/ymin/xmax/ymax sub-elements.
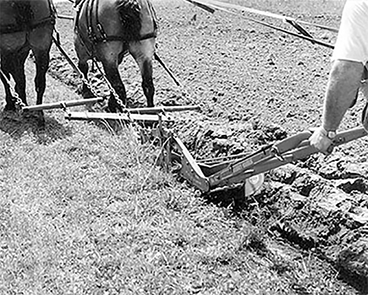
<box><xmin>362</xmin><ymin>102</ymin><xmax>368</xmax><ymax>132</ymax></box>
<box><xmin>4</xmin><ymin>103</ymin><xmax>16</xmax><ymax>112</ymax></box>
<box><xmin>107</xmin><ymin>106</ymin><xmax>118</xmax><ymax>113</ymax></box>
<box><xmin>82</xmin><ymin>89</ymin><xmax>96</xmax><ymax>99</ymax></box>
<box><xmin>22</xmin><ymin>109</ymin><xmax>34</xmax><ymax>119</ymax></box>
<box><xmin>108</xmin><ymin>100</ymin><xmax>124</xmax><ymax>113</ymax></box>
<box><xmin>37</xmin><ymin>114</ymin><xmax>45</xmax><ymax>128</ymax></box>
<box><xmin>37</xmin><ymin>119</ymin><xmax>45</xmax><ymax>129</ymax></box>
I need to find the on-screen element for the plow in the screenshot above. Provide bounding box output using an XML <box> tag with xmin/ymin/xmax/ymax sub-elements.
<box><xmin>22</xmin><ymin>95</ymin><xmax>368</xmax><ymax>198</ymax></box>
<box><xmin>160</xmin><ymin>125</ymin><xmax>367</xmax><ymax>197</ymax></box>
<box><xmin>4</xmin><ymin>0</ymin><xmax>368</xmax><ymax>198</ymax></box>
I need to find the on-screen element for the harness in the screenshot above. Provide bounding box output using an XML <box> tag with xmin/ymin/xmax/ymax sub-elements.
<box><xmin>75</xmin><ymin>0</ymin><xmax>157</xmax><ymax>48</ymax></box>
<box><xmin>0</xmin><ymin>0</ymin><xmax>56</xmax><ymax>35</ymax></box>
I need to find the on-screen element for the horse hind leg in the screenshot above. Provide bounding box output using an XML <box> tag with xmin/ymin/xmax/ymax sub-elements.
<box><xmin>33</xmin><ymin>49</ymin><xmax>49</xmax><ymax>105</ymax></box>
<box><xmin>140</xmin><ymin>58</ymin><xmax>154</xmax><ymax>107</ymax></box>
<box><xmin>77</xmin><ymin>53</ymin><xmax>98</xmax><ymax>99</ymax></box>
<box><xmin>1</xmin><ymin>57</ymin><xmax>16</xmax><ymax>111</ymax></box>
<box><xmin>31</xmin><ymin>47</ymin><xmax>51</xmax><ymax>126</ymax></box>
<box><xmin>78</xmin><ymin>59</ymin><xmax>96</xmax><ymax>98</ymax></box>
<box><xmin>74</xmin><ymin>37</ymin><xmax>96</xmax><ymax>99</ymax></box>
<box><xmin>129</xmin><ymin>39</ymin><xmax>155</xmax><ymax>107</ymax></box>
<box><xmin>11</xmin><ymin>50</ymin><xmax>28</xmax><ymax>108</ymax></box>
<box><xmin>98</xmin><ymin>49</ymin><xmax>127</xmax><ymax>112</ymax></box>
<box><xmin>71</xmin><ymin>34</ymin><xmax>89</xmax><ymax>97</ymax></box>
<box><xmin>103</xmin><ymin>63</ymin><xmax>127</xmax><ymax>112</ymax></box>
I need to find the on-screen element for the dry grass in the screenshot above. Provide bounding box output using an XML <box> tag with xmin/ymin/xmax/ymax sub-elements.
<box><xmin>0</xmin><ymin>120</ymin><xmax>272</xmax><ymax>294</ymax></box>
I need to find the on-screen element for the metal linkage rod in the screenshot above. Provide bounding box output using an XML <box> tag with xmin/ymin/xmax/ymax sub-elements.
<box><xmin>22</xmin><ymin>97</ymin><xmax>105</xmax><ymax>111</ymax></box>
<box><xmin>124</xmin><ymin>105</ymin><xmax>200</xmax><ymax>114</ymax></box>
<box><xmin>57</xmin><ymin>14</ymin><xmax>74</xmax><ymax>20</ymax></box>
<box><xmin>154</xmin><ymin>53</ymin><xmax>182</xmax><ymax>87</ymax></box>
<box><xmin>65</xmin><ymin>111</ymin><xmax>173</xmax><ymax>122</ymax></box>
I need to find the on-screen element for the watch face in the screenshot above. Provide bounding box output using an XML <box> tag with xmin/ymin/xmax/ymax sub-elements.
<box><xmin>328</xmin><ymin>131</ymin><xmax>336</xmax><ymax>139</ymax></box>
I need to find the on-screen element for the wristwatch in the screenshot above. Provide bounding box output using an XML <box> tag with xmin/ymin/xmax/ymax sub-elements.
<box><xmin>321</xmin><ymin>127</ymin><xmax>336</xmax><ymax>140</ymax></box>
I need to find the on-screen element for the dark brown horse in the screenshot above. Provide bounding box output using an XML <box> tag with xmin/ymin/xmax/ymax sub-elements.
<box><xmin>0</xmin><ymin>0</ymin><xmax>56</xmax><ymax>123</ymax></box>
<box><xmin>74</xmin><ymin>0</ymin><xmax>158</xmax><ymax>111</ymax></box>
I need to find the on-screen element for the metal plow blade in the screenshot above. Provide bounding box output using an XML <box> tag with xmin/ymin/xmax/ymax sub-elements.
<box><xmin>244</xmin><ymin>174</ymin><xmax>264</xmax><ymax>197</ymax></box>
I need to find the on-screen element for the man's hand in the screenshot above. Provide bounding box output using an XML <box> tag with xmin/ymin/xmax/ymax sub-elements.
<box><xmin>309</xmin><ymin>126</ymin><xmax>334</xmax><ymax>155</ymax></box>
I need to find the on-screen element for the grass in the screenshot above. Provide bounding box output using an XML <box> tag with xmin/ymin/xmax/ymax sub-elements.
<box><xmin>0</xmin><ymin>119</ymin><xmax>289</xmax><ymax>294</ymax></box>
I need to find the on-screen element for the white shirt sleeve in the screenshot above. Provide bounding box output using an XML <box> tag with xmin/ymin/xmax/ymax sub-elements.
<box><xmin>332</xmin><ymin>0</ymin><xmax>368</xmax><ymax>65</ymax></box>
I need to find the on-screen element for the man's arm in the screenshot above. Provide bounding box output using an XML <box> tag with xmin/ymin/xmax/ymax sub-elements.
<box><xmin>310</xmin><ymin>60</ymin><xmax>364</xmax><ymax>154</ymax></box>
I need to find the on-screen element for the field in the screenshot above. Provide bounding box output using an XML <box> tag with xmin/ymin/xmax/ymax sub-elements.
<box><xmin>1</xmin><ymin>0</ymin><xmax>368</xmax><ymax>294</ymax></box>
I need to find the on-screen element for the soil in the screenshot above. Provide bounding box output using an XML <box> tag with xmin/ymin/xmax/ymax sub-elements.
<box><xmin>3</xmin><ymin>0</ymin><xmax>368</xmax><ymax>293</ymax></box>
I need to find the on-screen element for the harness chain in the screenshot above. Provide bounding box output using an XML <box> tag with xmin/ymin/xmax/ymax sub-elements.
<box><xmin>0</xmin><ymin>66</ymin><xmax>26</xmax><ymax>111</ymax></box>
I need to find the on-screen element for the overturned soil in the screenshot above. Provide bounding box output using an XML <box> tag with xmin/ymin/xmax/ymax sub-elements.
<box><xmin>7</xmin><ymin>0</ymin><xmax>368</xmax><ymax>293</ymax></box>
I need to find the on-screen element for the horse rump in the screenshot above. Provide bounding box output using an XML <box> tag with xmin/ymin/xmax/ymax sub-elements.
<box><xmin>0</xmin><ymin>0</ymin><xmax>55</xmax><ymax>33</ymax></box>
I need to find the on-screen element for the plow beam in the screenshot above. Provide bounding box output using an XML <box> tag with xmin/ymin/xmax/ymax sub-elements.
<box><xmin>22</xmin><ymin>97</ymin><xmax>105</xmax><ymax>111</ymax></box>
<box><xmin>65</xmin><ymin>111</ymin><xmax>173</xmax><ymax>123</ymax></box>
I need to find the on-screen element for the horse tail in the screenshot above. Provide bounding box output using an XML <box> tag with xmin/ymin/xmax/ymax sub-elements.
<box><xmin>116</xmin><ymin>0</ymin><xmax>142</xmax><ymax>41</ymax></box>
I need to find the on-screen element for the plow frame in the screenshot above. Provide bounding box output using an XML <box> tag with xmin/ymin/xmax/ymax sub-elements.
<box><xmin>23</xmin><ymin>91</ymin><xmax>367</xmax><ymax>197</ymax></box>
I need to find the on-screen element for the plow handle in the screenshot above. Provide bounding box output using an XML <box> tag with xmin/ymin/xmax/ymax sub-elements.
<box><xmin>331</xmin><ymin>127</ymin><xmax>368</xmax><ymax>147</ymax></box>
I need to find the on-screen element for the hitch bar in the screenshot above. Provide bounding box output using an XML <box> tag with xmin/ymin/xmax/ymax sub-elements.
<box><xmin>65</xmin><ymin>111</ymin><xmax>173</xmax><ymax>123</ymax></box>
<box><xmin>22</xmin><ymin>97</ymin><xmax>105</xmax><ymax>111</ymax></box>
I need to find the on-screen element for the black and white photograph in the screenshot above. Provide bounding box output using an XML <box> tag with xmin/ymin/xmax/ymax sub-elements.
<box><xmin>0</xmin><ymin>0</ymin><xmax>367</xmax><ymax>294</ymax></box>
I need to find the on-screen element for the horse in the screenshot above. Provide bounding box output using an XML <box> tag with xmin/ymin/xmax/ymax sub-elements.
<box><xmin>73</xmin><ymin>0</ymin><xmax>158</xmax><ymax>111</ymax></box>
<box><xmin>0</xmin><ymin>0</ymin><xmax>56</xmax><ymax>124</ymax></box>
